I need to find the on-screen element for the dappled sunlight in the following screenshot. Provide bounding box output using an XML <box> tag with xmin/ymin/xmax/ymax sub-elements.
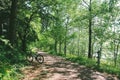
<box><xmin>1</xmin><ymin>0</ymin><xmax>120</xmax><ymax>79</ymax></box>
<box><xmin>21</xmin><ymin>52</ymin><xmax>119</xmax><ymax>80</ymax></box>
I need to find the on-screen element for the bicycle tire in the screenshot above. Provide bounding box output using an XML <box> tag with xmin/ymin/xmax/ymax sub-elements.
<box><xmin>36</xmin><ymin>54</ymin><xmax>44</xmax><ymax>63</ymax></box>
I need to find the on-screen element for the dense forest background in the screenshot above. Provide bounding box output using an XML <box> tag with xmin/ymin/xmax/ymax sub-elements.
<box><xmin>0</xmin><ymin>0</ymin><xmax>120</xmax><ymax>79</ymax></box>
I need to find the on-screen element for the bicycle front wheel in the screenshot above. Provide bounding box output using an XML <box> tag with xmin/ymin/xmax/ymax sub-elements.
<box><xmin>36</xmin><ymin>54</ymin><xmax>44</xmax><ymax>63</ymax></box>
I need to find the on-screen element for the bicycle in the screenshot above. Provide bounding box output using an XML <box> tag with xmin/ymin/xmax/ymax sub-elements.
<box><xmin>27</xmin><ymin>52</ymin><xmax>44</xmax><ymax>64</ymax></box>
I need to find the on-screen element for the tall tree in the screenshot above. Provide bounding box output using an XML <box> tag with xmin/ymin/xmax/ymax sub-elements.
<box><xmin>88</xmin><ymin>0</ymin><xmax>92</xmax><ymax>58</ymax></box>
<box><xmin>64</xmin><ymin>16</ymin><xmax>69</xmax><ymax>56</ymax></box>
<box><xmin>8</xmin><ymin>0</ymin><xmax>18</xmax><ymax>45</ymax></box>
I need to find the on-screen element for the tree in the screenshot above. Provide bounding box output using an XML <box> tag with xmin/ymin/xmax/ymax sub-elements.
<box><xmin>88</xmin><ymin>0</ymin><xmax>92</xmax><ymax>58</ymax></box>
<box><xmin>79</xmin><ymin>0</ymin><xmax>93</xmax><ymax>58</ymax></box>
<box><xmin>64</xmin><ymin>16</ymin><xmax>69</xmax><ymax>56</ymax></box>
<box><xmin>8</xmin><ymin>0</ymin><xmax>18</xmax><ymax>45</ymax></box>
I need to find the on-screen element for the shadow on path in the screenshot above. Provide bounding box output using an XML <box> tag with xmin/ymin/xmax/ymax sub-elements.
<box><xmin>21</xmin><ymin>52</ymin><xmax>119</xmax><ymax>80</ymax></box>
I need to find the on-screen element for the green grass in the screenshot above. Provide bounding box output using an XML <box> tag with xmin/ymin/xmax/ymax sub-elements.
<box><xmin>98</xmin><ymin>63</ymin><xmax>120</xmax><ymax>76</ymax></box>
<box><xmin>65</xmin><ymin>54</ymin><xmax>96</xmax><ymax>68</ymax></box>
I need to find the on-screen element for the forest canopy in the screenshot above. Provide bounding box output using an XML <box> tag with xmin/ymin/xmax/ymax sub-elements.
<box><xmin>0</xmin><ymin>0</ymin><xmax>120</xmax><ymax>79</ymax></box>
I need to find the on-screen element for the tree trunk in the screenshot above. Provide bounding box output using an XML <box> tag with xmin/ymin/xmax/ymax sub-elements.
<box><xmin>59</xmin><ymin>41</ymin><xmax>62</xmax><ymax>54</ymax></box>
<box><xmin>19</xmin><ymin>12</ymin><xmax>35</xmax><ymax>52</ymax></box>
<box><xmin>91</xmin><ymin>42</ymin><xmax>94</xmax><ymax>58</ymax></box>
<box><xmin>114</xmin><ymin>40</ymin><xmax>119</xmax><ymax>67</ymax></box>
<box><xmin>64</xmin><ymin>40</ymin><xmax>66</xmax><ymax>56</ymax></box>
<box><xmin>88</xmin><ymin>0</ymin><xmax>92</xmax><ymax>58</ymax></box>
<box><xmin>0</xmin><ymin>24</ymin><xmax>3</xmax><ymax>45</ymax></box>
<box><xmin>97</xmin><ymin>43</ymin><xmax>102</xmax><ymax>68</ymax></box>
<box><xmin>54</xmin><ymin>39</ymin><xmax>58</xmax><ymax>54</ymax></box>
<box><xmin>64</xmin><ymin>16</ymin><xmax>69</xmax><ymax>56</ymax></box>
<box><xmin>91</xmin><ymin>36</ymin><xmax>95</xmax><ymax>58</ymax></box>
<box><xmin>64</xmin><ymin>27</ymin><xmax>67</xmax><ymax>56</ymax></box>
<box><xmin>8</xmin><ymin>0</ymin><xmax>18</xmax><ymax>45</ymax></box>
<box><xmin>0</xmin><ymin>24</ymin><xmax>2</xmax><ymax>36</ymax></box>
<box><xmin>77</xmin><ymin>28</ymin><xmax>80</xmax><ymax>56</ymax></box>
<box><xmin>22</xmin><ymin>38</ymin><xmax>26</xmax><ymax>53</ymax></box>
<box><xmin>113</xmin><ymin>40</ymin><xmax>116</xmax><ymax>66</ymax></box>
<box><xmin>115</xmin><ymin>42</ymin><xmax>119</xmax><ymax>66</ymax></box>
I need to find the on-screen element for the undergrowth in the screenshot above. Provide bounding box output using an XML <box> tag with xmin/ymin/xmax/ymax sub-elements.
<box><xmin>0</xmin><ymin>38</ymin><xmax>26</xmax><ymax>80</ymax></box>
<box><xmin>0</xmin><ymin>62</ymin><xmax>23</xmax><ymax>80</ymax></box>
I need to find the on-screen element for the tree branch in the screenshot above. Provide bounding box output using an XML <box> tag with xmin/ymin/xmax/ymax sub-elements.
<box><xmin>82</xmin><ymin>0</ymin><xmax>89</xmax><ymax>8</ymax></box>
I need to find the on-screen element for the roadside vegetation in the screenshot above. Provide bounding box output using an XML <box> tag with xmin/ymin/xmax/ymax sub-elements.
<box><xmin>1</xmin><ymin>0</ymin><xmax>120</xmax><ymax>79</ymax></box>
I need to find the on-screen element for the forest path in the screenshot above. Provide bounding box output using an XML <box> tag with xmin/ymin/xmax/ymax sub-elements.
<box><xmin>21</xmin><ymin>51</ymin><xmax>118</xmax><ymax>80</ymax></box>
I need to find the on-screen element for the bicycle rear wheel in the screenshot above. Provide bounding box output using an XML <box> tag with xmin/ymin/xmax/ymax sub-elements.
<box><xmin>36</xmin><ymin>54</ymin><xmax>44</xmax><ymax>63</ymax></box>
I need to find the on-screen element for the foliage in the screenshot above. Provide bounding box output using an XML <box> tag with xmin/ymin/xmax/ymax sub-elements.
<box><xmin>1</xmin><ymin>0</ymin><xmax>120</xmax><ymax>79</ymax></box>
<box><xmin>0</xmin><ymin>63</ymin><xmax>23</xmax><ymax>80</ymax></box>
<box><xmin>0</xmin><ymin>38</ymin><xmax>25</xmax><ymax>80</ymax></box>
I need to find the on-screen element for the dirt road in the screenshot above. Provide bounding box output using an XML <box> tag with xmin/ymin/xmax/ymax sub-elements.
<box><xmin>21</xmin><ymin>52</ymin><xmax>119</xmax><ymax>80</ymax></box>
